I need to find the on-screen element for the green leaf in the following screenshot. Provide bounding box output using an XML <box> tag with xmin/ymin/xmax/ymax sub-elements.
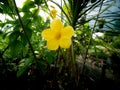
<box><xmin>91</xmin><ymin>0</ymin><xmax>97</xmax><ymax>3</ymax></box>
<box><xmin>17</xmin><ymin>57</ymin><xmax>34</xmax><ymax>77</ymax></box>
<box><xmin>20</xmin><ymin>27</ymin><xmax>32</xmax><ymax>46</ymax></box>
<box><xmin>25</xmin><ymin>27</ymin><xmax>32</xmax><ymax>39</ymax></box>
<box><xmin>0</xmin><ymin>0</ymin><xmax>9</xmax><ymax>5</ymax></box>
<box><xmin>34</xmin><ymin>0</ymin><xmax>44</xmax><ymax>5</ymax></box>
<box><xmin>20</xmin><ymin>33</ymin><xmax>27</xmax><ymax>46</ymax></box>
<box><xmin>9</xmin><ymin>31</ymin><xmax>20</xmax><ymax>44</ymax></box>
<box><xmin>45</xmin><ymin>51</ymin><xmax>57</xmax><ymax>64</ymax></box>
<box><xmin>9</xmin><ymin>40</ymin><xmax>23</xmax><ymax>58</ymax></box>
<box><xmin>0</xmin><ymin>2</ymin><xmax>13</xmax><ymax>18</ymax></box>
<box><xmin>39</xmin><ymin>60</ymin><xmax>48</xmax><ymax>75</ymax></box>
<box><xmin>22</xmin><ymin>0</ymin><xmax>35</xmax><ymax>12</ymax></box>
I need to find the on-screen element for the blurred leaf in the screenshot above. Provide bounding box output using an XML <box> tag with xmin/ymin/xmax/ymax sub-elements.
<box><xmin>17</xmin><ymin>57</ymin><xmax>34</xmax><ymax>77</ymax></box>
<box><xmin>20</xmin><ymin>27</ymin><xmax>32</xmax><ymax>46</ymax></box>
<box><xmin>34</xmin><ymin>0</ymin><xmax>44</xmax><ymax>5</ymax></box>
<box><xmin>9</xmin><ymin>31</ymin><xmax>20</xmax><ymax>43</ymax></box>
<box><xmin>45</xmin><ymin>51</ymin><xmax>57</xmax><ymax>64</ymax></box>
<box><xmin>39</xmin><ymin>60</ymin><xmax>48</xmax><ymax>75</ymax></box>
<box><xmin>20</xmin><ymin>33</ymin><xmax>27</xmax><ymax>46</ymax></box>
<box><xmin>91</xmin><ymin>0</ymin><xmax>97</xmax><ymax>3</ymax></box>
<box><xmin>0</xmin><ymin>0</ymin><xmax>9</xmax><ymax>5</ymax></box>
<box><xmin>76</xmin><ymin>30</ymin><xmax>82</xmax><ymax>35</ymax></box>
<box><xmin>22</xmin><ymin>0</ymin><xmax>35</xmax><ymax>12</ymax></box>
<box><xmin>25</xmin><ymin>27</ymin><xmax>32</xmax><ymax>39</ymax></box>
<box><xmin>9</xmin><ymin>40</ymin><xmax>23</xmax><ymax>58</ymax></box>
<box><xmin>0</xmin><ymin>1</ymin><xmax>13</xmax><ymax>18</ymax></box>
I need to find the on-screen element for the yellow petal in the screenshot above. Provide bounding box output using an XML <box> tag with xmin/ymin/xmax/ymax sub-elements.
<box><xmin>61</xmin><ymin>26</ymin><xmax>74</xmax><ymax>38</ymax></box>
<box><xmin>51</xmin><ymin>9</ymin><xmax>57</xmax><ymax>19</ymax></box>
<box><xmin>47</xmin><ymin>39</ymin><xmax>59</xmax><ymax>50</ymax></box>
<box><xmin>50</xmin><ymin>18</ymin><xmax>63</xmax><ymax>31</ymax></box>
<box><xmin>60</xmin><ymin>38</ymin><xmax>71</xmax><ymax>48</ymax></box>
<box><xmin>42</xmin><ymin>29</ymin><xmax>54</xmax><ymax>40</ymax></box>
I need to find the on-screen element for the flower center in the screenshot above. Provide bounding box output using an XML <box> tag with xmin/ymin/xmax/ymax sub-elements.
<box><xmin>56</xmin><ymin>32</ymin><xmax>61</xmax><ymax>40</ymax></box>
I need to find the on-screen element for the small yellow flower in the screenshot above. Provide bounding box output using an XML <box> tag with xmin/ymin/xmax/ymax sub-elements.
<box><xmin>50</xmin><ymin>8</ymin><xmax>57</xmax><ymax>19</ymax></box>
<box><xmin>42</xmin><ymin>18</ymin><xmax>74</xmax><ymax>50</ymax></box>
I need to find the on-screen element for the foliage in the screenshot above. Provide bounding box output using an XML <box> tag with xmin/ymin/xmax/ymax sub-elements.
<box><xmin>0</xmin><ymin>0</ymin><xmax>120</xmax><ymax>89</ymax></box>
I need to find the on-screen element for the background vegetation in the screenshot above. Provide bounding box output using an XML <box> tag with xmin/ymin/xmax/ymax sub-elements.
<box><xmin>0</xmin><ymin>0</ymin><xmax>120</xmax><ymax>90</ymax></box>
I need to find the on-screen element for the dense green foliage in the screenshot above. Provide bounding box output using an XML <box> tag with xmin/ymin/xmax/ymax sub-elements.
<box><xmin>0</xmin><ymin>0</ymin><xmax>120</xmax><ymax>90</ymax></box>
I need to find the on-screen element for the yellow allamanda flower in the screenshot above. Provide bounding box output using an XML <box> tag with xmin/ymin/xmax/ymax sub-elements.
<box><xmin>50</xmin><ymin>8</ymin><xmax>57</xmax><ymax>19</ymax></box>
<box><xmin>42</xmin><ymin>18</ymin><xmax>74</xmax><ymax>50</ymax></box>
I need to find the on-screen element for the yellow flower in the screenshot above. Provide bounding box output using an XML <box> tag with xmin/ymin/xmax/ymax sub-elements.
<box><xmin>50</xmin><ymin>8</ymin><xmax>57</xmax><ymax>19</ymax></box>
<box><xmin>42</xmin><ymin>18</ymin><xmax>74</xmax><ymax>50</ymax></box>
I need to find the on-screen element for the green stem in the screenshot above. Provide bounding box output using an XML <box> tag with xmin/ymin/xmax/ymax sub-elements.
<box><xmin>13</xmin><ymin>0</ymin><xmax>37</xmax><ymax>61</ymax></box>
<box><xmin>81</xmin><ymin>0</ymin><xmax>104</xmax><ymax>75</ymax></box>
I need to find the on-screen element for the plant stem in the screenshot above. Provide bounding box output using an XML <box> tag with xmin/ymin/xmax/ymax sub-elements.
<box><xmin>13</xmin><ymin>0</ymin><xmax>37</xmax><ymax>61</ymax></box>
<box><xmin>81</xmin><ymin>0</ymin><xmax>104</xmax><ymax>75</ymax></box>
<box><xmin>71</xmin><ymin>39</ymin><xmax>75</xmax><ymax>64</ymax></box>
